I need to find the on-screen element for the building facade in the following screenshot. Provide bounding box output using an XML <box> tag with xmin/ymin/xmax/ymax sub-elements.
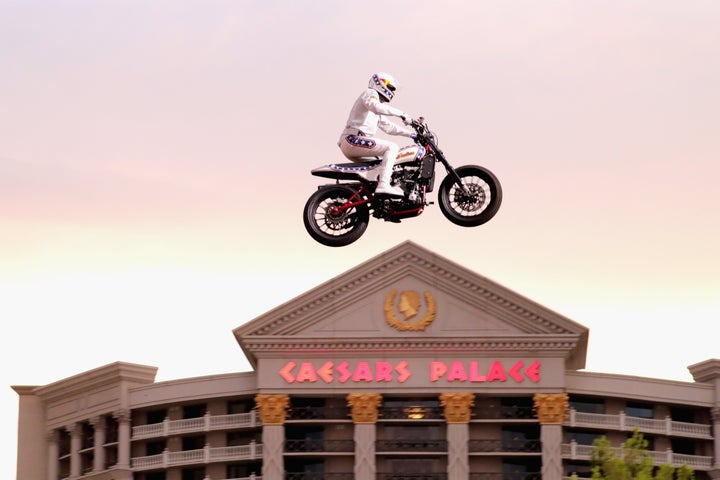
<box><xmin>13</xmin><ymin>241</ymin><xmax>720</xmax><ymax>480</ymax></box>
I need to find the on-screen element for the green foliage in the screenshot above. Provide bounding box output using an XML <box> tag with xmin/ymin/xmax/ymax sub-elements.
<box><xmin>588</xmin><ymin>428</ymin><xmax>695</xmax><ymax>480</ymax></box>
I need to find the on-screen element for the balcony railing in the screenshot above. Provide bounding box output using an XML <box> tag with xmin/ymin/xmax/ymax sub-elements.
<box><xmin>468</xmin><ymin>438</ymin><xmax>541</xmax><ymax>453</ymax></box>
<box><xmin>561</xmin><ymin>441</ymin><xmax>714</xmax><ymax>470</ymax></box>
<box><xmin>377</xmin><ymin>474</ymin><xmax>447</xmax><ymax>480</ymax></box>
<box><xmin>284</xmin><ymin>439</ymin><xmax>354</xmax><ymax>453</ymax></box>
<box><xmin>470</xmin><ymin>473</ymin><xmax>540</xmax><ymax>480</ymax></box>
<box><xmin>473</xmin><ymin>405</ymin><xmax>536</xmax><ymax>420</ymax></box>
<box><xmin>565</xmin><ymin>409</ymin><xmax>712</xmax><ymax>439</ymax></box>
<box><xmin>131</xmin><ymin>441</ymin><xmax>262</xmax><ymax>470</ymax></box>
<box><xmin>287</xmin><ymin>405</ymin><xmax>350</xmax><ymax>420</ymax></box>
<box><xmin>285</xmin><ymin>473</ymin><xmax>353</xmax><ymax>480</ymax></box>
<box><xmin>378</xmin><ymin>406</ymin><xmax>445</xmax><ymax>420</ymax></box>
<box><xmin>376</xmin><ymin>438</ymin><xmax>448</xmax><ymax>452</ymax></box>
<box><xmin>132</xmin><ymin>411</ymin><xmax>259</xmax><ymax>439</ymax></box>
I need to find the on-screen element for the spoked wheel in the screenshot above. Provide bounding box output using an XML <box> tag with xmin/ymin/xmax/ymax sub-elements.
<box><xmin>438</xmin><ymin>165</ymin><xmax>502</xmax><ymax>227</ymax></box>
<box><xmin>303</xmin><ymin>185</ymin><xmax>370</xmax><ymax>247</ymax></box>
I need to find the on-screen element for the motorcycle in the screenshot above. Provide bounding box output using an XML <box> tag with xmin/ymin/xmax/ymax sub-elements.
<box><xmin>303</xmin><ymin>117</ymin><xmax>502</xmax><ymax>247</ymax></box>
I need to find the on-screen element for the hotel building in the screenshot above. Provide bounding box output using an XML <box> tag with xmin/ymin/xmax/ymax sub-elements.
<box><xmin>13</xmin><ymin>241</ymin><xmax>720</xmax><ymax>480</ymax></box>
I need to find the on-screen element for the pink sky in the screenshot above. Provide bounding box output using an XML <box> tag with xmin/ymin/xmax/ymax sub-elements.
<box><xmin>2</xmin><ymin>2</ymin><xmax>719</xmax><ymax>478</ymax></box>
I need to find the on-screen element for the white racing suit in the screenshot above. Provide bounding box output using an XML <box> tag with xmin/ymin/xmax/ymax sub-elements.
<box><xmin>338</xmin><ymin>88</ymin><xmax>414</xmax><ymax>195</ymax></box>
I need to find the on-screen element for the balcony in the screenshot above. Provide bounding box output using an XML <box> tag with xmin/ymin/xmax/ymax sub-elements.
<box><xmin>379</xmin><ymin>406</ymin><xmax>445</xmax><ymax>421</ymax></box>
<box><xmin>286</xmin><ymin>406</ymin><xmax>350</xmax><ymax>421</ymax></box>
<box><xmin>561</xmin><ymin>441</ymin><xmax>714</xmax><ymax>471</ymax></box>
<box><xmin>473</xmin><ymin>405</ymin><xmax>536</xmax><ymax>421</ymax></box>
<box><xmin>285</xmin><ymin>473</ymin><xmax>353</xmax><ymax>480</ymax></box>
<box><xmin>132</xmin><ymin>411</ymin><xmax>259</xmax><ymax>439</ymax></box>
<box><xmin>470</xmin><ymin>474</ymin><xmax>540</xmax><ymax>480</ymax></box>
<box><xmin>284</xmin><ymin>438</ymin><xmax>354</xmax><ymax>453</ymax></box>
<box><xmin>565</xmin><ymin>409</ymin><xmax>713</xmax><ymax>439</ymax></box>
<box><xmin>377</xmin><ymin>474</ymin><xmax>447</xmax><ymax>480</ymax></box>
<box><xmin>376</xmin><ymin>438</ymin><xmax>448</xmax><ymax>453</ymax></box>
<box><xmin>468</xmin><ymin>438</ymin><xmax>541</xmax><ymax>454</ymax></box>
<box><xmin>131</xmin><ymin>441</ymin><xmax>262</xmax><ymax>470</ymax></box>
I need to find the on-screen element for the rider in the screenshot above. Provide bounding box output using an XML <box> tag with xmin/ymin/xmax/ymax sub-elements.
<box><xmin>338</xmin><ymin>72</ymin><xmax>415</xmax><ymax>197</ymax></box>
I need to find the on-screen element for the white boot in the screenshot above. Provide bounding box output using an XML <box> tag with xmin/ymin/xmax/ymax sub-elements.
<box><xmin>375</xmin><ymin>159</ymin><xmax>404</xmax><ymax>197</ymax></box>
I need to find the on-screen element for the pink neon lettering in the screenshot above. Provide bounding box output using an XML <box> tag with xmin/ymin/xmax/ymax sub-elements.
<box><xmin>469</xmin><ymin>361</ymin><xmax>486</xmax><ymax>382</ymax></box>
<box><xmin>279</xmin><ymin>362</ymin><xmax>296</xmax><ymax>383</ymax></box>
<box><xmin>508</xmin><ymin>361</ymin><xmax>524</xmax><ymax>382</ymax></box>
<box><xmin>352</xmin><ymin>362</ymin><xmax>373</xmax><ymax>382</ymax></box>
<box><xmin>317</xmin><ymin>361</ymin><xmax>334</xmax><ymax>383</ymax></box>
<box><xmin>375</xmin><ymin>361</ymin><xmax>394</xmax><ymax>382</ymax></box>
<box><xmin>396</xmin><ymin>361</ymin><xmax>411</xmax><ymax>383</ymax></box>
<box><xmin>525</xmin><ymin>361</ymin><xmax>541</xmax><ymax>382</ymax></box>
<box><xmin>337</xmin><ymin>361</ymin><xmax>352</xmax><ymax>383</ymax></box>
<box><xmin>430</xmin><ymin>361</ymin><xmax>447</xmax><ymax>382</ymax></box>
<box><xmin>447</xmin><ymin>361</ymin><xmax>468</xmax><ymax>382</ymax></box>
<box><xmin>296</xmin><ymin>362</ymin><xmax>318</xmax><ymax>383</ymax></box>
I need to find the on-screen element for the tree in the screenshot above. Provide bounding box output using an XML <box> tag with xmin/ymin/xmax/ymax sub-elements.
<box><xmin>589</xmin><ymin>428</ymin><xmax>694</xmax><ymax>480</ymax></box>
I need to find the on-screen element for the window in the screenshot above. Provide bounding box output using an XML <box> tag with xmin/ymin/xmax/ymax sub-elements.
<box><xmin>626</xmin><ymin>402</ymin><xmax>653</xmax><ymax>419</ymax></box>
<box><xmin>146</xmin><ymin>473</ymin><xmax>166</xmax><ymax>480</ymax></box>
<box><xmin>181</xmin><ymin>467</ymin><xmax>205</xmax><ymax>480</ymax></box>
<box><xmin>566</xmin><ymin>430</ymin><xmax>602</xmax><ymax>446</ymax></box>
<box><xmin>183</xmin><ymin>404</ymin><xmax>206</xmax><ymax>419</ymax></box>
<box><xmin>228</xmin><ymin>399</ymin><xmax>251</xmax><ymax>414</ymax></box>
<box><xmin>146</xmin><ymin>409</ymin><xmax>167</xmax><ymax>424</ymax></box>
<box><xmin>182</xmin><ymin>435</ymin><xmax>205</xmax><ymax>451</ymax></box>
<box><xmin>146</xmin><ymin>440</ymin><xmax>166</xmax><ymax>456</ymax></box>
<box><xmin>670</xmin><ymin>406</ymin><xmax>695</xmax><ymax>423</ymax></box>
<box><xmin>569</xmin><ymin>397</ymin><xmax>605</xmax><ymax>414</ymax></box>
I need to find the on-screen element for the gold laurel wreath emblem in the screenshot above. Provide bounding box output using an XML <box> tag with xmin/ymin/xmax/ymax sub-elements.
<box><xmin>384</xmin><ymin>290</ymin><xmax>437</xmax><ymax>331</ymax></box>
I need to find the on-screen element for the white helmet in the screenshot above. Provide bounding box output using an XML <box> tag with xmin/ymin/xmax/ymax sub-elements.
<box><xmin>369</xmin><ymin>72</ymin><xmax>399</xmax><ymax>102</ymax></box>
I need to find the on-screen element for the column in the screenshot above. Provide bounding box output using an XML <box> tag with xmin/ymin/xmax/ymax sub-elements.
<box><xmin>113</xmin><ymin>409</ymin><xmax>131</xmax><ymax>469</ymax></box>
<box><xmin>256</xmin><ymin>394</ymin><xmax>290</xmax><ymax>480</ymax></box>
<box><xmin>67</xmin><ymin>423</ymin><xmax>82</xmax><ymax>479</ymax></box>
<box><xmin>534</xmin><ymin>393</ymin><xmax>569</xmax><ymax>480</ymax></box>
<box><xmin>347</xmin><ymin>393</ymin><xmax>382</xmax><ymax>480</ymax></box>
<box><xmin>440</xmin><ymin>393</ymin><xmax>474</xmax><ymax>480</ymax></box>
<box><xmin>90</xmin><ymin>416</ymin><xmax>106</xmax><ymax>472</ymax></box>
<box><xmin>46</xmin><ymin>430</ymin><xmax>59</xmax><ymax>480</ymax></box>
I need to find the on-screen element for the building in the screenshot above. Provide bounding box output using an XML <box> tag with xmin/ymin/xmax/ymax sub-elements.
<box><xmin>13</xmin><ymin>241</ymin><xmax>720</xmax><ymax>480</ymax></box>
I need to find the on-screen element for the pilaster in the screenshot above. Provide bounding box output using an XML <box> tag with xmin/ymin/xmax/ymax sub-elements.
<box><xmin>46</xmin><ymin>430</ymin><xmax>59</xmax><ymax>480</ymax></box>
<box><xmin>534</xmin><ymin>393</ymin><xmax>569</xmax><ymax>480</ymax></box>
<box><xmin>348</xmin><ymin>393</ymin><xmax>382</xmax><ymax>480</ymax></box>
<box><xmin>256</xmin><ymin>394</ymin><xmax>290</xmax><ymax>480</ymax></box>
<box><xmin>441</xmin><ymin>393</ymin><xmax>474</xmax><ymax>480</ymax></box>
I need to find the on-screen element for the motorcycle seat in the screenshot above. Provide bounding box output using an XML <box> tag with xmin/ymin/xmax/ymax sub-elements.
<box><xmin>350</xmin><ymin>157</ymin><xmax>381</xmax><ymax>164</ymax></box>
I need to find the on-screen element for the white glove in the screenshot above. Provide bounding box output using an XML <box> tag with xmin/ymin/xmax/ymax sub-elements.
<box><xmin>401</xmin><ymin>114</ymin><xmax>413</xmax><ymax>125</ymax></box>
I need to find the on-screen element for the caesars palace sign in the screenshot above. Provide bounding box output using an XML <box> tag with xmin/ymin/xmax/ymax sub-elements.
<box><xmin>276</xmin><ymin>290</ymin><xmax>544</xmax><ymax>386</ymax></box>
<box><xmin>278</xmin><ymin>359</ymin><xmax>541</xmax><ymax>385</ymax></box>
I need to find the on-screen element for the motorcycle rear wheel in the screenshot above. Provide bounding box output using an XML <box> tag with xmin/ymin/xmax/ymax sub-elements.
<box><xmin>303</xmin><ymin>185</ymin><xmax>370</xmax><ymax>247</ymax></box>
<box><xmin>438</xmin><ymin>165</ymin><xmax>502</xmax><ymax>227</ymax></box>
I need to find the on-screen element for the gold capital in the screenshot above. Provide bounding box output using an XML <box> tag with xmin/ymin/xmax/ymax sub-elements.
<box><xmin>255</xmin><ymin>394</ymin><xmax>290</xmax><ymax>426</ymax></box>
<box><xmin>533</xmin><ymin>393</ymin><xmax>569</xmax><ymax>425</ymax></box>
<box><xmin>347</xmin><ymin>393</ymin><xmax>382</xmax><ymax>424</ymax></box>
<box><xmin>440</xmin><ymin>393</ymin><xmax>475</xmax><ymax>423</ymax></box>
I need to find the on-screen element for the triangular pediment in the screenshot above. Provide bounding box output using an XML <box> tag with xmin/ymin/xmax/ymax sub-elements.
<box><xmin>233</xmin><ymin>241</ymin><xmax>588</xmax><ymax>370</ymax></box>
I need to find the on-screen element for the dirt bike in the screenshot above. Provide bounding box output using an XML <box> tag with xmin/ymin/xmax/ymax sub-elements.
<box><xmin>303</xmin><ymin>117</ymin><xmax>502</xmax><ymax>247</ymax></box>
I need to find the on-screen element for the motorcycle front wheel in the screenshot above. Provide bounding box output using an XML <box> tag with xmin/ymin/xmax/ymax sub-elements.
<box><xmin>303</xmin><ymin>185</ymin><xmax>370</xmax><ymax>247</ymax></box>
<box><xmin>438</xmin><ymin>165</ymin><xmax>502</xmax><ymax>227</ymax></box>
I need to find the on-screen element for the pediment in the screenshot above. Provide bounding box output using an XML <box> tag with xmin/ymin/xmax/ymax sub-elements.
<box><xmin>233</xmin><ymin>241</ymin><xmax>588</xmax><ymax>369</ymax></box>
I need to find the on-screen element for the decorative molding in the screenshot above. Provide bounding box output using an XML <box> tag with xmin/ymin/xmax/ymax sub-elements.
<box><xmin>242</xmin><ymin>338</ymin><xmax>579</xmax><ymax>353</ymax></box>
<box><xmin>347</xmin><ymin>393</ymin><xmax>382</xmax><ymax>424</ymax></box>
<box><xmin>112</xmin><ymin>409</ymin><xmax>131</xmax><ymax>424</ymax></box>
<box><xmin>242</xmin><ymin>244</ymin><xmax>577</xmax><ymax>337</ymax></box>
<box><xmin>255</xmin><ymin>394</ymin><xmax>290</xmax><ymax>426</ymax></box>
<box><xmin>533</xmin><ymin>393</ymin><xmax>569</xmax><ymax>425</ymax></box>
<box><xmin>440</xmin><ymin>392</ymin><xmax>475</xmax><ymax>423</ymax></box>
<box><xmin>384</xmin><ymin>290</ymin><xmax>437</xmax><ymax>331</ymax></box>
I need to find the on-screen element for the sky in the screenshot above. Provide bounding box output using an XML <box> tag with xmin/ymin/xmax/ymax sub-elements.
<box><xmin>2</xmin><ymin>0</ymin><xmax>719</xmax><ymax>477</ymax></box>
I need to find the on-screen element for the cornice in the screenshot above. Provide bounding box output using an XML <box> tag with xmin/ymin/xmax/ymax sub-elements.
<box><xmin>241</xmin><ymin>336</ymin><xmax>581</xmax><ymax>354</ymax></box>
